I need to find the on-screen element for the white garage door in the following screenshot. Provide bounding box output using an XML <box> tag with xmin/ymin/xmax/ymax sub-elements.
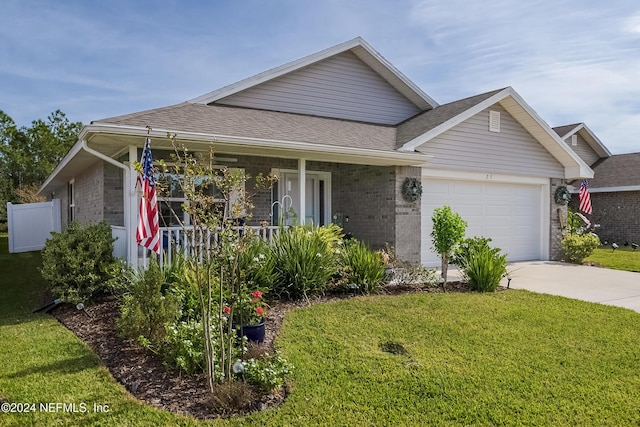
<box><xmin>421</xmin><ymin>178</ymin><xmax>543</xmax><ymax>266</ymax></box>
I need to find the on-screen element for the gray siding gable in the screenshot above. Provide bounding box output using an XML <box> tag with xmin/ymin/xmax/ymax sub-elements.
<box><xmin>215</xmin><ymin>51</ymin><xmax>422</xmax><ymax>125</ymax></box>
<box><xmin>418</xmin><ymin>105</ymin><xmax>564</xmax><ymax>178</ymax></box>
<box><xmin>564</xmin><ymin>134</ymin><xmax>601</xmax><ymax>166</ymax></box>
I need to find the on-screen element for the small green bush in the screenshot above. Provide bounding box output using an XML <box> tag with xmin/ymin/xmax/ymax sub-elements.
<box><xmin>271</xmin><ymin>225</ymin><xmax>340</xmax><ymax>300</ymax></box>
<box><xmin>460</xmin><ymin>240</ymin><xmax>507</xmax><ymax>292</ymax></box>
<box><xmin>562</xmin><ymin>233</ymin><xmax>601</xmax><ymax>264</ymax></box>
<box><xmin>40</xmin><ymin>221</ymin><xmax>120</xmax><ymax>304</ymax></box>
<box><xmin>383</xmin><ymin>245</ymin><xmax>438</xmax><ymax>288</ymax></box>
<box><xmin>336</xmin><ymin>239</ymin><xmax>386</xmax><ymax>294</ymax></box>
<box><xmin>237</xmin><ymin>237</ymin><xmax>276</xmax><ymax>290</ymax></box>
<box><xmin>164</xmin><ymin>320</ymin><xmax>205</xmax><ymax>374</ymax></box>
<box><xmin>452</xmin><ymin>237</ymin><xmax>500</xmax><ymax>267</ymax></box>
<box><xmin>238</xmin><ymin>352</ymin><xmax>294</xmax><ymax>392</ymax></box>
<box><xmin>117</xmin><ymin>259</ymin><xmax>181</xmax><ymax>344</ymax></box>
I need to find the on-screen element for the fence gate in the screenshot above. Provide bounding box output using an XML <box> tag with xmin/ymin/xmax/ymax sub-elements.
<box><xmin>7</xmin><ymin>200</ymin><xmax>61</xmax><ymax>253</ymax></box>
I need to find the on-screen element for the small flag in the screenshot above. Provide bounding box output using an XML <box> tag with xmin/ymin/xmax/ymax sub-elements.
<box><xmin>578</xmin><ymin>179</ymin><xmax>592</xmax><ymax>215</ymax></box>
<box><xmin>136</xmin><ymin>138</ymin><xmax>160</xmax><ymax>254</ymax></box>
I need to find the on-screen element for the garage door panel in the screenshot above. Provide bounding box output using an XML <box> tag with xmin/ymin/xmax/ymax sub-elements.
<box><xmin>422</xmin><ymin>177</ymin><xmax>543</xmax><ymax>266</ymax></box>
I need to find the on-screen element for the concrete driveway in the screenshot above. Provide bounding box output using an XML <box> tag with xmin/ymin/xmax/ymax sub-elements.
<box><xmin>502</xmin><ymin>261</ymin><xmax>640</xmax><ymax>313</ymax></box>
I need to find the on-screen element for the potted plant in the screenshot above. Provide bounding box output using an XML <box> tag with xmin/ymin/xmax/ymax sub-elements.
<box><xmin>226</xmin><ymin>290</ymin><xmax>268</xmax><ymax>343</ymax></box>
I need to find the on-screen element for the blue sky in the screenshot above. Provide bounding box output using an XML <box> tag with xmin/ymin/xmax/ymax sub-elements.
<box><xmin>1</xmin><ymin>0</ymin><xmax>639</xmax><ymax>154</ymax></box>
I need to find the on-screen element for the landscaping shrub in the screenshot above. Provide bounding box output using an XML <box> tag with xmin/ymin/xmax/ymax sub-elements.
<box><xmin>40</xmin><ymin>221</ymin><xmax>121</xmax><ymax>304</ymax></box>
<box><xmin>271</xmin><ymin>225</ymin><xmax>340</xmax><ymax>300</ymax></box>
<box><xmin>116</xmin><ymin>258</ymin><xmax>181</xmax><ymax>345</ymax></box>
<box><xmin>452</xmin><ymin>237</ymin><xmax>500</xmax><ymax>268</ymax></box>
<box><xmin>562</xmin><ymin>233</ymin><xmax>601</xmax><ymax>264</ymax></box>
<box><xmin>236</xmin><ymin>236</ymin><xmax>276</xmax><ymax>291</ymax></box>
<box><xmin>459</xmin><ymin>240</ymin><xmax>507</xmax><ymax>292</ymax></box>
<box><xmin>382</xmin><ymin>244</ymin><xmax>438</xmax><ymax>288</ymax></box>
<box><xmin>237</xmin><ymin>352</ymin><xmax>294</xmax><ymax>392</ymax></box>
<box><xmin>335</xmin><ymin>239</ymin><xmax>386</xmax><ymax>294</ymax></box>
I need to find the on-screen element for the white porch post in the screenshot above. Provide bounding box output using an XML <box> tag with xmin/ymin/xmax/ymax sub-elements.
<box><xmin>128</xmin><ymin>146</ymin><xmax>139</xmax><ymax>269</ymax></box>
<box><xmin>298</xmin><ymin>158</ymin><xmax>306</xmax><ymax>225</ymax></box>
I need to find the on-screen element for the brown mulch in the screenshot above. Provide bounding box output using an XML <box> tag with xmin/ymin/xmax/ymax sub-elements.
<box><xmin>50</xmin><ymin>281</ymin><xmax>495</xmax><ymax>419</ymax></box>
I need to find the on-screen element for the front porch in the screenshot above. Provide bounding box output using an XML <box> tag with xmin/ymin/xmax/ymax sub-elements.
<box><xmin>107</xmin><ymin>148</ymin><xmax>423</xmax><ymax>268</ymax></box>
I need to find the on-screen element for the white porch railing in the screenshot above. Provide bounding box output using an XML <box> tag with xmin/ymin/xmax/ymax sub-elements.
<box><xmin>140</xmin><ymin>225</ymin><xmax>281</xmax><ymax>267</ymax></box>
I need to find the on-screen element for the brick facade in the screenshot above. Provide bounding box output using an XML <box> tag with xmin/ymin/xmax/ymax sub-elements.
<box><xmin>394</xmin><ymin>166</ymin><xmax>421</xmax><ymax>263</ymax></box>
<box><xmin>72</xmin><ymin>160</ymin><xmax>104</xmax><ymax>225</ymax></box>
<box><xmin>550</xmin><ymin>178</ymin><xmax>567</xmax><ymax>261</ymax></box>
<box><xmin>103</xmin><ymin>164</ymin><xmax>124</xmax><ymax>226</ymax></box>
<box><xmin>572</xmin><ymin>191</ymin><xmax>640</xmax><ymax>245</ymax></box>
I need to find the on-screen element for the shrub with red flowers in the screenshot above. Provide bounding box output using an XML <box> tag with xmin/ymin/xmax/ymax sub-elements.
<box><xmin>227</xmin><ymin>289</ymin><xmax>268</xmax><ymax>326</ymax></box>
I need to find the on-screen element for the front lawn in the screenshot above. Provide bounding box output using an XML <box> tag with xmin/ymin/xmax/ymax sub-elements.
<box><xmin>2</xmin><ymin>233</ymin><xmax>640</xmax><ymax>425</ymax></box>
<box><xmin>586</xmin><ymin>246</ymin><xmax>640</xmax><ymax>272</ymax></box>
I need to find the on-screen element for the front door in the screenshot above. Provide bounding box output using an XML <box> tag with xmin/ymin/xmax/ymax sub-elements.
<box><xmin>274</xmin><ymin>171</ymin><xmax>330</xmax><ymax>226</ymax></box>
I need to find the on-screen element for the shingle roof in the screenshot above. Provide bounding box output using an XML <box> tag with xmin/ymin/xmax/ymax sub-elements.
<box><xmin>395</xmin><ymin>88</ymin><xmax>505</xmax><ymax>147</ymax></box>
<box><xmin>93</xmin><ymin>102</ymin><xmax>397</xmax><ymax>151</ymax></box>
<box><xmin>589</xmin><ymin>153</ymin><xmax>640</xmax><ymax>188</ymax></box>
<box><xmin>552</xmin><ymin>123</ymin><xmax>581</xmax><ymax>138</ymax></box>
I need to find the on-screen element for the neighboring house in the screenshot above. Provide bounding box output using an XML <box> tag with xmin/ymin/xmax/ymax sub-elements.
<box><xmin>553</xmin><ymin>123</ymin><xmax>640</xmax><ymax>244</ymax></box>
<box><xmin>39</xmin><ymin>37</ymin><xmax>592</xmax><ymax>268</ymax></box>
<box><xmin>577</xmin><ymin>152</ymin><xmax>640</xmax><ymax>245</ymax></box>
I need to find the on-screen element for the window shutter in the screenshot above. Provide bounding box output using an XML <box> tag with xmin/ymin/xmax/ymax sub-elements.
<box><xmin>489</xmin><ymin>110</ymin><xmax>500</xmax><ymax>133</ymax></box>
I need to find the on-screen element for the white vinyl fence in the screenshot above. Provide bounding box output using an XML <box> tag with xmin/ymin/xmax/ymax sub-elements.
<box><xmin>7</xmin><ymin>200</ymin><xmax>61</xmax><ymax>253</ymax></box>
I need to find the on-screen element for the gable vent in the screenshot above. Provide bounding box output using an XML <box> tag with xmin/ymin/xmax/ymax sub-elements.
<box><xmin>489</xmin><ymin>110</ymin><xmax>500</xmax><ymax>132</ymax></box>
<box><xmin>571</xmin><ymin>134</ymin><xmax>578</xmax><ymax>146</ymax></box>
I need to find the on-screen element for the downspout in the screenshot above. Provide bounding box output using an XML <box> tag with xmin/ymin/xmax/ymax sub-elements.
<box><xmin>79</xmin><ymin>140</ymin><xmax>134</xmax><ymax>267</ymax></box>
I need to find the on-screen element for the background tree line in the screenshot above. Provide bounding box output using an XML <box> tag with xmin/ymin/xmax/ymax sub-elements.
<box><xmin>0</xmin><ymin>109</ymin><xmax>82</xmax><ymax>223</ymax></box>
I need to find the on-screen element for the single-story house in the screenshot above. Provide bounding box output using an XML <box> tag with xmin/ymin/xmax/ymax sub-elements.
<box><xmin>553</xmin><ymin>123</ymin><xmax>640</xmax><ymax>244</ymax></box>
<box><xmin>39</xmin><ymin>37</ymin><xmax>593</xmax><ymax>268</ymax></box>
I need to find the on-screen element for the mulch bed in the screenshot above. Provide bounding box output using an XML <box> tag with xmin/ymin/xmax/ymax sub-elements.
<box><xmin>50</xmin><ymin>281</ymin><xmax>494</xmax><ymax>419</ymax></box>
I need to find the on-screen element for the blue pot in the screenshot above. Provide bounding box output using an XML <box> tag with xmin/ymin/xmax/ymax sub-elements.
<box><xmin>237</xmin><ymin>319</ymin><xmax>266</xmax><ymax>343</ymax></box>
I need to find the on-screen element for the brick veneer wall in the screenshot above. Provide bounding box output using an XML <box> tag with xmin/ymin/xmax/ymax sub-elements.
<box><xmin>103</xmin><ymin>164</ymin><xmax>124</xmax><ymax>226</ymax></box>
<box><xmin>395</xmin><ymin>166</ymin><xmax>421</xmax><ymax>263</ymax></box>
<box><xmin>73</xmin><ymin>160</ymin><xmax>104</xmax><ymax>224</ymax></box>
<box><xmin>572</xmin><ymin>191</ymin><xmax>640</xmax><ymax>245</ymax></box>
<box><xmin>550</xmin><ymin>178</ymin><xmax>567</xmax><ymax>261</ymax></box>
<box><xmin>325</xmin><ymin>163</ymin><xmax>396</xmax><ymax>249</ymax></box>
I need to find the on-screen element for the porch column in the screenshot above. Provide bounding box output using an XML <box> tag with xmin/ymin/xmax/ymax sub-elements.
<box><xmin>128</xmin><ymin>146</ymin><xmax>139</xmax><ymax>269</ymax></box>
<box><xmin>298</xmin><ymin>158</ymin><xmax>306</xmax><ymax>225</ymax></box>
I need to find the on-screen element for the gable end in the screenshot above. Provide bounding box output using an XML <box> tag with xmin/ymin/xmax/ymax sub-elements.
<box><xmin>214</xmin><ymin>51</ymin><xmax>422</xmax><ymax>125</ymax></box>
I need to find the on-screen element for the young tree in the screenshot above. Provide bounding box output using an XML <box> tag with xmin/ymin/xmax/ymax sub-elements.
<box><xmin>431</xmin><ymin>206</ymin><xmax>467</xmax><ymax>289</ymax></box>
<box><xmin>160</xmin><ymin>134</ymin><xmax>275</xmax><ymax>394</ymax></box>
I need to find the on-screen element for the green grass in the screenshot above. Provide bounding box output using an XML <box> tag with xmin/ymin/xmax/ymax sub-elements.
<box><xmin>2</xmin><ymin>232</ymin><xmax>640</xmax><ymax>425</ymax></box>
<box><xmin>586</xmin><ymin>246</ymin><xmax>640</xmax><ymax>272</ymax></box>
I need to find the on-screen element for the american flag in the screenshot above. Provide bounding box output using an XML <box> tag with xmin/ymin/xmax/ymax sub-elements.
<box><xmin>136</xmin><ymin>138</ymin><xmax>160</xmax><ymax>254</ymax></box>
<box><xmin>578</xmin><ymin>179</ymin><xmax>592</xmax><ymax>215</ymax></box>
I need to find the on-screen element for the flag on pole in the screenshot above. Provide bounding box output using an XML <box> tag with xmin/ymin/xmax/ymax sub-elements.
<box><xmin>136</xmin><ymin>137</ymin><xmax>160</xmax><ymax>254</ymax></box>
<box><xmin>578</xmin><ymin>179</ymin><xmax>592</xmax><ymax>215</ymax></box>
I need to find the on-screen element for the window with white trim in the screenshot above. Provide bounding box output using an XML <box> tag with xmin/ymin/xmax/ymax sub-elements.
<box><xmin>155</xmin><ymin>168</ymin><xmax>244</xmax><ymax>227</ymax></box>
<box><xmin>571</xmin><ymin>134</ymin><xmax>578</xmax><ymax>146</ymax></box>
